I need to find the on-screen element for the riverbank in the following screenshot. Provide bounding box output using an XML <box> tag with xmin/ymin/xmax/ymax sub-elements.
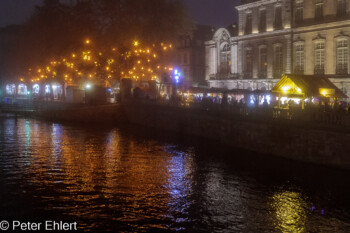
<box><xmin>2</xmin><ymin>101</ymin><xmax>350</xmax><ymax>170</ymax></box>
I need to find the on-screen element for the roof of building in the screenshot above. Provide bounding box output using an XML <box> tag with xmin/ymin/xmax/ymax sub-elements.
<box><xmin>240</xmin><ymin>0</ymin><xmax>261</xmax><ymax>5</ymax></box>
<box><xmin>272</xmin><ymin>74</ymin><xmax>348</xmax><ymax>98</ymax></box>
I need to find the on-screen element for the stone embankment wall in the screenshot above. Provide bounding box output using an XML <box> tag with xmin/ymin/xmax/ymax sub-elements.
<box><xmin>4</xmin><ymin>102</ymin><xmax>350</xmax><ymax>169</ymax></box>
<box><xmin>121</xmin><ymin>102</ymin><xmax>350</xmax><ymax>170</ymax></box>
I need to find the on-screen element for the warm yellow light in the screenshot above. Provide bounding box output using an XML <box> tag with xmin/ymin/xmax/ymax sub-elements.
<box><xmin>282</xmin><ymin>86</ymin><xmax>290</xmax><ymax>93</ymax></box>
<box><xmin>72</xmin><ymin>54</ymin><xmax>76</xmax><ymax>58</ymax></box>
<box><xmin>133</xmin><ymin>41</ymin><xmax>139</xmax><ymax>47</ymax></box>
<box><xmin>85</xmin><ymin>39</ymin><xmax>90</xmax><ymax>44</ymax></box>
<box><xmin>137</xmin><ymin>60</ymin><xmax>141</xmax><ymax>64</ymax></box>
<box><xmin>296</xmin><ymin>87</ymin><xmax>302</xmax><ymax>93</ymax></box>
<box><xmin>38</xmin><ymin>69</ymin><xmax>41</xmax><ymax>73</ymax></box>
<box><xmin>163</xmin><ymin>46</ymin><xmax>168</xmax><ymax>50</ymax></box>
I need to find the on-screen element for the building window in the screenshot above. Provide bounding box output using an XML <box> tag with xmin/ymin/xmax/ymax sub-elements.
<box><xmin>274</xmin><ymin>45</ymin><xmax>283</xmax><ymax>78</ymax></box>
<box><xmin>244</xmin><ymin>48</ymin><xmax>253</xmax><ymax>78</ymax></box>
<box><xmin>245</xmin><ymin>12</ymin><xmax>252</xmax><ymax>35</ymax></box>
<box><xmin>315</xmin><ymin>0</ymin><xmax>324</xmax><ymax>20</ymax></box>
<box><xmin>17</xmin><ymin>84</ymin><xmax>27</xmax><ymax>95</ymax></box>
<box><xmin>294</xmin><ymin>44</ymin><xmax>304</xmax><ymax>74</ymax></box>
<box><xmin>314</xmin><ymin>41</ymin><xmax>325</xmax><ymax>74</ymax></box>
<box><xmin>295</xmin><ymin>0</ymin><xmax>303</xmax><ymax>24</ymax></box>
<box><xmin>259</xmin><ymin>46</ymin><xmax>267</xmax><ymax>78</ymax></box>
<box><xmin>259</xmin><ymin>9</ymin><xmax>267</xmax><ymax>32</ymax></box>
<box><xmin>274</xmin><ymin>6</ymin><xmax>283</xmax><ymax>30</ymax></box>
<box><xmin>33</xmin><ymin>84</ymin><xmax>40</xmax><ymax>94</ymax></box>
<box><xmin>6</xmin><ymin>84</ymin><xmax>16</xmax><ymax>95</ymax></box>
<box><xmin>183</xmin><ymin>53</ymin><xmax>188</xmax><ymax>64</ymax></box>
<box><xmin>336</xmin><ymin>39</ymin><xmax>349</xmax><ymax>75</ymax></box>
<box><xmin>220</xmin><ymin>43</ymin><xmax>231</xmax><ymax>74</ymax></box>
<box><xmin>337</xmin><ymin>0</ymin><xmax>347</xmax><ymax>17</ymax></box>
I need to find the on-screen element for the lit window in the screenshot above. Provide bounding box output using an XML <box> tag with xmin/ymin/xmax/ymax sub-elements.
<box><xmin>45</xmin><ymin>85</ymin><xmax>51</xmax><ymax>94</ymax></box>
<box><xmin>6</xmin><ymin>84</ymin><xmax>16</xmax><ymax>95</ymax></box>
<box><xmin>220</xmin><ymin>43</ymin><xmax>231</xmax><ymax>75</ymax></box>
<box><xmin>294</xmin><ymin>44</ymin><xmax>304</xmax><ymax>74</ymax></box>
<box><xmin>336</xmin><ymin>39</ymin><xmax>349</xmax><ymax>75</ymax></box>
<box><xmin>33</xmin><ymin>84</ymin><xmax>40</xmax><ymax>94</ymax></box>
<box><xmin>259</xmin><ymin>46</ymin><xmax>267</xmax><ymax>78</ymax></box>
<box><xmin>274</xmin><ymin>45</ymin><xmax>283</xmax><ymax>78</ymax></box>
<box><xmin>17</xmin><ymin>84</ymin><xmax>27</xmax><ymax>95</ymax></box>
<box><xmin>314</xmin><ymin>41</ymin><xmax>325</xmax><ymax>74</ymax></box>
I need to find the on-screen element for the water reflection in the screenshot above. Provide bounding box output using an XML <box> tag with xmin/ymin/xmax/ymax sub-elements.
<box><xmin>0</xmin><ymin>115</ymin><xmax>350</xmax><ymax>232</ymax></box>
<box><xmin>271</xmin><ymin>191</ymin><xmax>307</xmax><ymax>233</ymax></box>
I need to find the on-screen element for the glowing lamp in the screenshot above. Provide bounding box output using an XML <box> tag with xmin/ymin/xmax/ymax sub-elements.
<box><xmin>282</xmin><ymin>86</ymin><xmax>290</xmax><ymax>93</ymax></box>
<box><xmin>173</xmin><ymin>69</ymin><xmax>181</xmax><ymax>84</ymax></box>
<box><xmin>85</xmin><ymin>84</ymin><xmax>92</xmax><ymax>89</ymax></box>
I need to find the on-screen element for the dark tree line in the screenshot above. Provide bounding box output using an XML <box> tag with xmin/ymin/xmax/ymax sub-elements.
<box><xmin>3</xmin><ymin>0</ymin><xmax>193</xmax><ymax>79</ymax></box>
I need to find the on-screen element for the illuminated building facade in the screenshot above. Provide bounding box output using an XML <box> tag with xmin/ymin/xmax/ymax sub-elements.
<box><xmin>205</xmin><ymin>0</ymin><xmax>350</xmax><ymax>98</ymax></box>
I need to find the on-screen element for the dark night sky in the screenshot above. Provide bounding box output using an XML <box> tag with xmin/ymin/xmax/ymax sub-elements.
<box><xmin>0</xmin><ymin>0</ymin><xmax>239</xmax><ymax>28</ymax></box>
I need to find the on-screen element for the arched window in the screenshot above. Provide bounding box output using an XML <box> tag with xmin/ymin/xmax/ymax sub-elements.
<box><xmin>336</xmin><ymin>39</ymin><xmax>349</xmax><ymax>74</ymax></box>
<box><xmin>220</xmin><ymin>43</ymin><xmax>231</xmax><ymax>75</ymax></box>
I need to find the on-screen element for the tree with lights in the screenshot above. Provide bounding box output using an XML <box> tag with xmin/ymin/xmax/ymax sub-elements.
<box><xmin>4</xmin><ymin>0</ymin><xmax>193</xmax><ymax>87</ymax></box>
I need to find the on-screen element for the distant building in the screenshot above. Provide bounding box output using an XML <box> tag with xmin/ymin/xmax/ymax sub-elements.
<box><xmin>206</xmin><ymin>0</ymin><xmax>350</xmax><ymax>98</ymax></box>
<box><xmin>0</xmin><ymin>25</ymin><xmax>22</xmax><ymax>81</ymax></box>
<box><xmin>176</xmin><ymin>25</ymin><xmax>213</xmax><ymax>86</ymax></box>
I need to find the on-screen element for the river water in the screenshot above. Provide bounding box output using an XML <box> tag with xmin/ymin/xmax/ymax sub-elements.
<box><xmin>0</xmin><ymin>114</ymin><xmax>350</xmax><ymax>232</ymax></box>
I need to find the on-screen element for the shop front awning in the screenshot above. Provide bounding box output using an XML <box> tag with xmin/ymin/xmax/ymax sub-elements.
<box><xmin>272</xmin><ymin>74</ymin><xmax>348</xmax><ymax>99</ymax></box>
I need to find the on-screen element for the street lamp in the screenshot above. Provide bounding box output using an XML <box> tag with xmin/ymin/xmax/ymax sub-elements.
<box><xmin>173</xmin><ymin>69</ymin><xmax>181</xmax><ymax>84</ymax></box>
<box><xmin>172</xmin><ymin>69</ymin><xmax>182</xmax><ymax>103</ymax></box>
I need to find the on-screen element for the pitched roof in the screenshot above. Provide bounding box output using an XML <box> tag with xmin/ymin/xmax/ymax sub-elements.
<box><xmin>272</xmin><ymin>74</ymin><xmax>348</xmax><ymax>98</ymax></box>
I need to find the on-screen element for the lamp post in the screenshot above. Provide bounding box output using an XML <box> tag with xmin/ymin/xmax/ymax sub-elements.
<box><xmin>172</xmin><ymin>69</ymin><xmax>181</xmax><ymax>103</ymax></box>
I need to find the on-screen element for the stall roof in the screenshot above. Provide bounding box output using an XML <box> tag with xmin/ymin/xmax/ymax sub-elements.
<box><xmin>272</xmin><ymin>74</ymin><xmax>348</xmax><ymax>98</ymax></box>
